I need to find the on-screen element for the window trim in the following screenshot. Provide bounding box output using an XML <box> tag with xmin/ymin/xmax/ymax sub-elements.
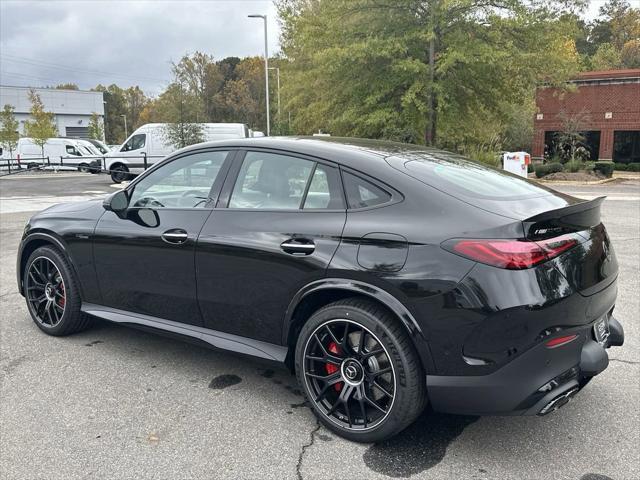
<box><xmin>338</xmin><ymin>167</ymin><xmax>402</xmax><ymax>211</ymax></box>
<box><xmin>217</xmin><ymin>148</ymin><xmax>346</xmax><ymax>212</ymax></box>
<box><xmin>123</xmin><ymin>147</ymin><xmax>237</xmax><ymax>211</ymax></box>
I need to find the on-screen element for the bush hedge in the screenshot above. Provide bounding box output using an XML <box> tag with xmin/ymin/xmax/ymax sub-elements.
<box><xmin>593</xmin><ymin>161</ymin><xmax>615</xmax><ymax>178</ymax></box>
<box><xmin>613</xmin><ymin>163</ymin><xmax>640</xmax><ymax>172</ymax></box>
<box><xmin>535</xmin><ymin>162</ymin><xmax>564</xmax><ymax>178</ymax></box>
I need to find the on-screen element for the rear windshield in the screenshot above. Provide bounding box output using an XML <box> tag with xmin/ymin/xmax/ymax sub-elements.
<box><xmin>388</xmin><ymin>152</ymin><xmax>551</xmax><ymax>200</ymax></box>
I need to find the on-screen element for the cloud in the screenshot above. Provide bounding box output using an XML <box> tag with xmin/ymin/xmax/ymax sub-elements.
<box><xmin>0</xmin><ymin>0</ymin><xmax>280</xmax><ymax>96</ymax></box>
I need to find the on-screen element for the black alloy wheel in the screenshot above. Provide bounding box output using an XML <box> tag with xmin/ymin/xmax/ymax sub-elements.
<box><xmin>26</xmin><ymin>256</ymin><xmax>66</xmax><ymax>327</ymax></box>
<box><xmin>24</xmin><ymin>246</ymin><xmax>93</xmax><ymax>336</ymax></box>
<box><xmin>296</xmin><ymin>298</ymin><xmax>427</xmax><ymax>442</ymax></box>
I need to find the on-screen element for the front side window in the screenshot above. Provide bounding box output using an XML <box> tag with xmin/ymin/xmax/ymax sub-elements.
<box><xmin>229</xmin><ymin>152</ymin><xmax>314</xmax><ymax>209</ymax></box>
<box><xmin>121</xmin><ymin>134</ymin><xmax>146</xmax><ymax>152</ymax></box>
<box><xmin>65</xmin><ymin>145</ymin><xmax>81</xmax><ymax>156</ymax></box>
<box><xmin>129</xmin><ymin>151</ymin><xmax>228</xmax><ymax>209</ymax></box>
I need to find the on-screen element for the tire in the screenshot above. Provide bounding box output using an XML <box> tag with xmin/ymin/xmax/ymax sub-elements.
<box><xmin>23</xmin><ymin>246</ymin><xmax>93</xmax><ymax>336</ymax></box>
<box><xmin>78</xmin><ymin>164</ymin><xmax>90</xmax><ymax>173</ymax></box>
<box><xmin>295</xmin><ymin>297</ymin><xmax>427</xmax><ymax>443</ymax></box>
<box><xmin>110</xmin><ymin>164</ymin><xmax>130</xmax><ymax>183</ymax></box>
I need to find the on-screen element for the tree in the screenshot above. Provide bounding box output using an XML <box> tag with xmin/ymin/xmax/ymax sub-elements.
<box><xmin>87</xmin><ymin>112</ymin><xmax>104</xmax><ymax>140</ymax></box>
<box><xmin>580</xmin><ymin>0</ymin><xmax>640</xmax><ymax>69</ymax></box>
<box><xmin>94</xmin><ymin>84</ymin><xmax>148</xmax><ymax>143</ymax></box>
<box><xmin>554</xmin><ymin>110</ymin><xmax>591</xmax><ymax>162</ymax></box>
<box><xmin>55</xmin><ymin>83</ymin><xmax>79</xmax><ymax>90</ymax></box>
<box><xmin>0</xmin><ymin>104</ymin><xmax>20</xmax><ymax>159</ymax></box>
<box><xmin>161</xmin><ymin>83</ymin><xmax>204</xmax><ymax>149</ymax></box>
<box><xmin>23</xmin><ymin>90</ymin><xmax>57</xmax><ymax>159</ymax></box>
<box><xmin>277</xmin><ymin>0</ymin><xmax>582</xmax><ymax>149</ymax></box>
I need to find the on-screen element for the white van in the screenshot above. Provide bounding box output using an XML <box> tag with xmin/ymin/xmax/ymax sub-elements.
<box><xmin>16</xmin><ymin>138</ymin><xmax>99</xmax><ymax>172</ymax></box>
<box><xmin>106</xmin><ymin>123</ymin><xmax>251</xmax><ymax>183</ymax></box>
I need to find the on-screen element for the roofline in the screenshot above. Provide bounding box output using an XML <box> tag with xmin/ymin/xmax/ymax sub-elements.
<box><xmin>0</xmin><ymin>84</ymin><xmax>103</xmax><ymax>94</ymax></box>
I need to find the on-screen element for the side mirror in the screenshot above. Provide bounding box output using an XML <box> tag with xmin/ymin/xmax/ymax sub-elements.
<box><xmin>103</xmin><ymin>190</ymin><xmax>129</xmax><ymax>213</ymax></box>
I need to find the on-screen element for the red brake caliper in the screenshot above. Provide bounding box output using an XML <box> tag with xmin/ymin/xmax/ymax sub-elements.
<box><xmin>326</xmin><ymin>342</ymin><xmax>343</xmax><ymax>392</ymax></box>
<box><xmin>58</xmin><ymin>282</ymin><xmax>65</xmax><ymax>308</ymax></box>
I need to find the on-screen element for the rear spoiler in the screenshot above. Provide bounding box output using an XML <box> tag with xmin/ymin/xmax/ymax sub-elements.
<box><xmin>523</xmin><ymin>196</ymin><xmax>605</xmax><ymax>239</ymax></box>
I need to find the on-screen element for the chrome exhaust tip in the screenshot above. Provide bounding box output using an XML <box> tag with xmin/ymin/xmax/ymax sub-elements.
<box><xmin>538</xmin><ymin>387</ymin><xmax>579</xmax><ymax>416</ymax></box>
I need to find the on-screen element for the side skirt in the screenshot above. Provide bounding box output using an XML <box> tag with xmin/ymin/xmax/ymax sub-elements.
<box><xmin>81</xmin><ymin>303</ymin><xmax>288</xmax><ymax>363</ymax></box>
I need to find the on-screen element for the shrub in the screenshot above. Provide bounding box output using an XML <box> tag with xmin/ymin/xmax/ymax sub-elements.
<box><xmin>594</xmin><ymin>161</ymin><xmax>615</xmax><ymax>178</ymax></box>
<box><xmin>565</xmin><ymin>160</ymin><xmax>582</xmax><ymax>173</ymax></box>
<box><xmin>615</xmin><ymin>163</ymin><xmax>640</xmax><ymax>172</ymax></box>
<box><xmin>584</xmin><ymin>161</ymin><xmax>595</xmax><ymax>172</ymax></box>
<box><xmin>535</xmin><ymin>162</ymin><xmax>563</xmax><ymax>178</ymax></box>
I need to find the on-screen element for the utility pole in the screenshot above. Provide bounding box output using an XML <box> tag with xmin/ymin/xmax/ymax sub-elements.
<box><xmin>248</xmin><ymin>14</ymin><xmax>270</xmax><ymax>136</ymax></box>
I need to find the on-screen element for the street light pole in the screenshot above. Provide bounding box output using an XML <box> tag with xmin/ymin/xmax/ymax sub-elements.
<box><xmin>248</xmin><ymin>14</ymin><xmax>270</xmax><ymax>136</ymax></box>
<box><xmin>102</xmin><ymin>100</ymin><xmax>108</xmax><ymax>142</ymax></box>
<box><xmin>269</xmin><ymin>67</ymin><xmax>281</xmax><ymax>121</ymax></box>
<box><xmin>121</xmin><ymin>114</ymin><xmax>128</xmax><ymax>139</ymax></box>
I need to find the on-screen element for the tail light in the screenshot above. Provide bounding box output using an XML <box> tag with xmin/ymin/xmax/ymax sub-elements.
<box><xmin>444</xmin><ymin>234</ymin><xmax>579</xmax><ymax>270</ymax></box>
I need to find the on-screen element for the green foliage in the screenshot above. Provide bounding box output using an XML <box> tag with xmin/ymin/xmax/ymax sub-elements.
<box><xmin>0</xmin><ymin>104</ymin><xmax>19</xmax><ymax>158</ymax></box>
<box><xmin>87</xmin><ymin>112</ymin><xmax>104</xmax><ymax>140</ymax></box>
<box><xmin>23</xmin><ymin>90</ymin><xmax>57</xmax><ymax>158</ymax></box>
<box><xmin>565</xmin><ymin>160</ymin><xmax>583</xmax><ymax>172</ymax></box>
<box><xmin>54</xmin><ymin>83</ymin><xmax>79</xmax><ymax>90</ymax></box>
<box><xmin>94</xmin><ymin>84</ymin><xmax>149</xmax><ymax>144</ymax></box>
<box><xmin>162</xmin><ymin>122</ymin><xmax>205</xmax><ymax>149</ymax></box>
<box><xmin>594</xmin><ymin>161</ymin><xmax>615</xmax><ymax>177</ymax></box>
<box><xmin>137</xmin><ymin>53</ymin><xmax>272</xmax><ymax>134</ymax></box>
<box><xmin>276</xmin><ymin>0</ymin><xmax>582</xmax><ymax>154</ymax></box>
<box><xmin>612</xmin><ymin>163</ymin><xmax>640</xmax><ymax>172</ymax></box>
<box><xmin>579</xmin><ymin>0</ymin><xmax>640</xmax><ymax>69</ymax></box>
<box><xmin>535</xmin><ymin>162</ymin><xmax>564</xmax><ymax>178</ymax></box>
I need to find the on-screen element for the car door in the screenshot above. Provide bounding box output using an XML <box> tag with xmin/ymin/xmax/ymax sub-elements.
<box><xmin>93</xmin><ymin>148</ymin><xmax>234</xmax><ymax>325</ymax></box>
<box><xmin>196</xmin><ymin>149</ymin><xmax>347</xmax><ymax>344</ymax></box>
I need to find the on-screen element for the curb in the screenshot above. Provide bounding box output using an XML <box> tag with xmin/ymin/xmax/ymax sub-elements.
<box><xmin>533</xmin><ymin>177</ymin><xmax>620</xmax><ymax>186</ymax></box>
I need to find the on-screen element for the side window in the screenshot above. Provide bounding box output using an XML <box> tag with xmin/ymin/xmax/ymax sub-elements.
<box><xmin>229</xmin><ymin>152</ymin><xmax>314</xmax><ymax>209</ymax></box>
<box><xmin>129</xmin><ymin>151</ymin><xmax>228</xmax><ymax>209</ymax></box>
<box><xmin>66</xmin><ymin>145</ymin><xmax>80</xmax><ymax>156</ymax></box>
<box><xmin>303</xmin><ymin>164</ymin><xmax>344</xmax><ymax>209</ymax></box>
<box><xmin>121</xmin><ymin>134</ymin><xmax>146</xmax><ymax>152</ymax></box>
<box><xmin>342</xmin><ymin>171</ymin><xmax>392</xmax><ymax>209</ymax></box>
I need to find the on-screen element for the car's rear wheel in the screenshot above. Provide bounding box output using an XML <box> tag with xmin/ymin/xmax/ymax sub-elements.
<box><xmin>78</xmin><ymin>163</ymin><xmax>90</xmax><ymax>173</ymax></box>
<box><xmin>24</xmin><ymin>246</ymin><xmax>93</xmax><ymax>336</ymax></box>
<box><xmin>295</xmin><ymin>298</ymin><xmax>427</xmax><ymax>443</ymax></box>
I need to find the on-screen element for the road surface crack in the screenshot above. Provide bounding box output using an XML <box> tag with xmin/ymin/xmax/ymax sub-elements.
<box><xmin>609</xmin><ymin>358</ymin><xmax>639</xmax><ymax>365</ymax></box>
<box><xmin>296</xmin><ymin>421</ymin><xmax>321</xmax><ymax>480</ymax></box>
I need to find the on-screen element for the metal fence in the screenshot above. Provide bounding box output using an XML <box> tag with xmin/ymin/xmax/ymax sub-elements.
<box><xmin>0</xmin><ymin>154</ymin><xmax>165</xmax><ymax>178</ymax></box>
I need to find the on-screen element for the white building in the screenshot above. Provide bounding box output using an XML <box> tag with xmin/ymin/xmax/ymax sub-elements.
<box><xmin>0</xmin><ymin>85</ymin><xmax>104</xmax><ymax>139</ymax></box>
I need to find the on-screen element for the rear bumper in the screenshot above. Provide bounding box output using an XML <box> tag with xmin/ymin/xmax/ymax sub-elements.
<box><xmin>426</xmin><ymin>316</ymin><xmax>624</xmax><ymax>416</ymax></box>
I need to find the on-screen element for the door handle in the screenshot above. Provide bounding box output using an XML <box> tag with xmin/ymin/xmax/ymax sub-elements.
<box><xmin>281</xmin><ymin>239</ymin><xmax>315</xmax><ymax>255</ymax></box>
<box><xmin>161</xmin><ymin>229</ymin><xmax>188</xmax><ymax>245</ymax></box>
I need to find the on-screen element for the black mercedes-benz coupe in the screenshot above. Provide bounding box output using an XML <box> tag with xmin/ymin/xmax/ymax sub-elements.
<box><xmin>17</xmin><ymin>137</ymin><xmax>624</xmax><ymax>442</ymax></box>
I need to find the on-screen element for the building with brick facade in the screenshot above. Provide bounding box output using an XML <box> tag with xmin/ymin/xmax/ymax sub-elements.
<box><xmin>532</xmin><ymin>69</ymin><xmax>640</xmax><ymax>164</ymax></box>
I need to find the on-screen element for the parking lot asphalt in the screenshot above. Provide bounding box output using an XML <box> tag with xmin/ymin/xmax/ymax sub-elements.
<box><xmin>1</xmin><ymin>173</ymin><xmax>639</xmax><ymax>480</ymax></box>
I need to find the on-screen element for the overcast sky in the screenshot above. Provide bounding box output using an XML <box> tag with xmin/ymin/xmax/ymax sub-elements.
<box><xmin>0</xmin><ymin>0</ymin><xmax>280</xmax><ymax>95</ymax></box>
<box><xmin>1</xmin><ymin>0</ymin><xmax>604</xmax><ymax>97</ymax></box>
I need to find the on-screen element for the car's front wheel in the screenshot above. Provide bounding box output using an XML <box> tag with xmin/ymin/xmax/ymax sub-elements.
<box><xmin>295</xmin><ymin>298</ymin><xmax>427</xmax><ymax>442</ymax></box>
<box><xmin>23</xmin><ymin>246</ymin><xmax>93</xmax><ymax>336</ymax></box>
